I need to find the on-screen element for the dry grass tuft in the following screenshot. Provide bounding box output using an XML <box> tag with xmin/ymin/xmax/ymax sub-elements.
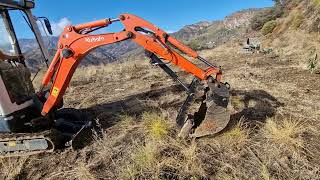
<box><xmin>0</xmin><ymin>157</ymin><xmax>28</xmax><ymax>180</ymax></box>
<box><xmin>50</xmin><ymin>162</ymin><xmax>96</xmax><ymax>180</ymax></box>
<box><xmin>68</xmin><ymin>162</ymin><xmax>96</xmax><ymax>180</ymax></box>
<box><xmin>180</xmin><ymin>140</ymin><xmax>205</xmax><ymax>177</ymax></box>
<box><xmin>132</xmin><ymin>143</ymin><xmax>157</xmax><ymax>170</ymax></box>
<box><xmin>251</xmin><ymin>117</ymin><xmax>319</xmax><ymax>179</ymax></box>
<box><xmin>260</xmin><ymin>164</ymin><xmax>270</xmax><ymax>180</ymax></box>
<box><xmin>215</xmin><ymin>172</ymin><xmax>235</xmax><ymax>180</ymax></box>
<box><xmin>314</xmin><ymin>0</ymin><xmax>320</xmax><ymax>6</ymax></box>
<box><xmin>142</xmin><ymin>112</ymin><xmax>171</xmax><ymax>141</ymax></box>
<box><xmin>118</xmin><ymin>114</ymin><xmax>136</xmax><ymax>128</ymax></box>
<box><xmin>122</xmin><ymin>142</ymin><xmax>158</xmax><ymax>179</ymax></box>
<box><xmin>230</xmin><ymin>95</ymin><xmax>244</xmax><ymax>111</ymax></box>
<box><xmin>218</xmin><ymin>120</ymin><xmax>251</xmax><ymax>150</ymax></box>
<box><xmin>262</xmin><ymin>117</ymin><xmax>307</xmax><ymax>152</ymax></box>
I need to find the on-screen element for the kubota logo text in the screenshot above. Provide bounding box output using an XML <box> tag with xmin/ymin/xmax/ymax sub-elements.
<box><xmin>85</xmin><ymin>36</ymin><xmax>105</xmax><ymax>43</ymax></box>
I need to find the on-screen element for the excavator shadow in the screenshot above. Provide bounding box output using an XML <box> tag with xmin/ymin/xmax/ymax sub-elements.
<box><xmin>74</xmin><ymin>87</ymin><xmax>284</xmax><ymax>148</ymax></box>
<box><xmin>72</xmin><ymin>84</ymin><xmax>185</xmax><ymax>148</ymax></box>
<box><xmin>83</xmin><ymin>84</ymin><xmax>185</xmax><ymax>128</ymax></box>
<box><xmin>223</xmin><ymin>89</ymin><xmax>285</xmax><ymax>133</ymax></box>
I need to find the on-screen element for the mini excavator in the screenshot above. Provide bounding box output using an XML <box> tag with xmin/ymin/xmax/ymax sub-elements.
<box><xmin>0</xmin><ymin>0</ymin><xmax>230</xmax><ymax>157</ymax></box>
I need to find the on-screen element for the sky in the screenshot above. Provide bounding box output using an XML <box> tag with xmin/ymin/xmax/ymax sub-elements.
<box><xmin>9</xmin><ymin>0</ymin><xmax>274</xmax><ymax>38</ymax></box>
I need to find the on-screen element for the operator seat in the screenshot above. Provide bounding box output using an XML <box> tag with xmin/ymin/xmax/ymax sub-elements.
<box><xmin>0</xmin><ymin>51</ymin><xmax>34</xmax><ymax>105</ymax></box>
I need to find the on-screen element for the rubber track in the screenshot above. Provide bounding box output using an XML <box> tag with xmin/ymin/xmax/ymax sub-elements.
<box><xmin>0</xmin><ymin>130</ymin><xmax>56</xmax><ymax>158</ymax></box>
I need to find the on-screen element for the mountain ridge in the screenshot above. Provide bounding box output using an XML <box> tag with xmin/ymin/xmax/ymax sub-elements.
<box><xmin>22</xmin><ymin>8</ymin><xmax>265</xmax><ymax>72</ymax></box>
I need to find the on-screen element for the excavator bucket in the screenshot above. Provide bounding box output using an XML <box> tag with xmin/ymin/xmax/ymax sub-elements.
<box><xmin>192</xmin><ymin>98</ymin><xmax>230</xmax><ymax>137</ymax></box>
<box><xmin>178</xmin><ymin>79</ymin><xmax>230</xmax><ymax>138</ymax></box>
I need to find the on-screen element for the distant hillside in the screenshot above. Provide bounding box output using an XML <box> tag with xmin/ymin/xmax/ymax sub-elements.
<box><xmin>22</xmin><ymin>8</ymin><xmax>264</xmax><ymax>71</ymax></box>
<box><xmin>21</xmin><ymin>37</ymin><xmax>138</xmax><ymax>72</ymax></box>
<box><xmin>172</xmin><ymin>8</ymin><xmax>262</xmax><ymax>50</ymax></box>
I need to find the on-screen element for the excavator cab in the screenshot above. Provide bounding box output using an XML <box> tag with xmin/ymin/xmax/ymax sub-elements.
<box><xmin>0</xmin><ymin>1</ymin><xmax>83</xmax><ymax>157</ymax></box>
<box><xmin>0</xmin><ymin>0</ymin><xmax>51</xmax><ymax>132</ymax></box>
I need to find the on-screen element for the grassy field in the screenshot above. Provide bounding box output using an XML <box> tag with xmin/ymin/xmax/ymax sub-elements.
<box><xmin>1</xmin><ymin>34</ymin><xmax>319</xmax><ymax>179</ymax></box>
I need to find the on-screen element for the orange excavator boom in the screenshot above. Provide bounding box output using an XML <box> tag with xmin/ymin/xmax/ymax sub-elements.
<box><xmin>40</xmin><ymin>13</ymin><xmax>222</xmax><ymax>115</ymax></box>
<box><xmin>39</xmin><ymin>13</ymin><xmax>230</xmax><ymax>138</ymax></box>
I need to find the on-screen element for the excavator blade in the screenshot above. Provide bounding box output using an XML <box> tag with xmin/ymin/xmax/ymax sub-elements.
<box><xmin>178</xmin><ymin>79</ymin><xmax>230</xmax><ymax>138</ymax></box>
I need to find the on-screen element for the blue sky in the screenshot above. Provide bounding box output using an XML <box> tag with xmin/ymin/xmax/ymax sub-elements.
<box><xmin>12</xmin><ymin>0</ymin><xmax>273</xmax><ymax>38</ymax></box>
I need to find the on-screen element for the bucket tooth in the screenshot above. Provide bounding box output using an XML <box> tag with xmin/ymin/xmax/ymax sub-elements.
<box><xmin>178</xmin><ymin>118</ymin><xmax>193</xmax><ymax>138</ymax></box>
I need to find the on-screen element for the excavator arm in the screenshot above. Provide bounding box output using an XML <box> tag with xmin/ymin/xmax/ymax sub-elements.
<box><xmin>40</xmin><ymin>14</ymin><xmax>230</xmax><ymax>138</ymax></box>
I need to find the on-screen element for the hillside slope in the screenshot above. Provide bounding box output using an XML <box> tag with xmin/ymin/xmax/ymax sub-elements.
<box><xmin>173</xmin><ymin>8</ymin><xmax>261</xmax><ymax>50</ymax></box>
<box><xmin>254</xmin><ymin>0</ymin><xmax>320</xmax><ymax>73</ymax></box>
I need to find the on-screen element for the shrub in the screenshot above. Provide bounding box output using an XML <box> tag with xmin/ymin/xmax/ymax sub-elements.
<box><xmin>186</xmin><ymin>33</ymin><xmax>219</xmax><ymax>51</ymax></box>
<box><xmin>187</xmin><ymin>39</ymin><xmax>202</xmax><ymax>50</ymax></box>
<box><xmin>261</xmin><ymin>20</ymin><xmax>277</xmax><ymax>35</ymax></box>
<box><xmin>187</xmin><ymin>39</ymin><xmax>212</xmax><ymax>51</ymax></box>
<box><xmin>291</xmin><ymin>13</ymin><xmax>304</xmax><ymax>29</ymax></box>
<box><xmin>251</xmin><ymin>7</ymin><xmax>283</xmax><ymax>31</ymax></box>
